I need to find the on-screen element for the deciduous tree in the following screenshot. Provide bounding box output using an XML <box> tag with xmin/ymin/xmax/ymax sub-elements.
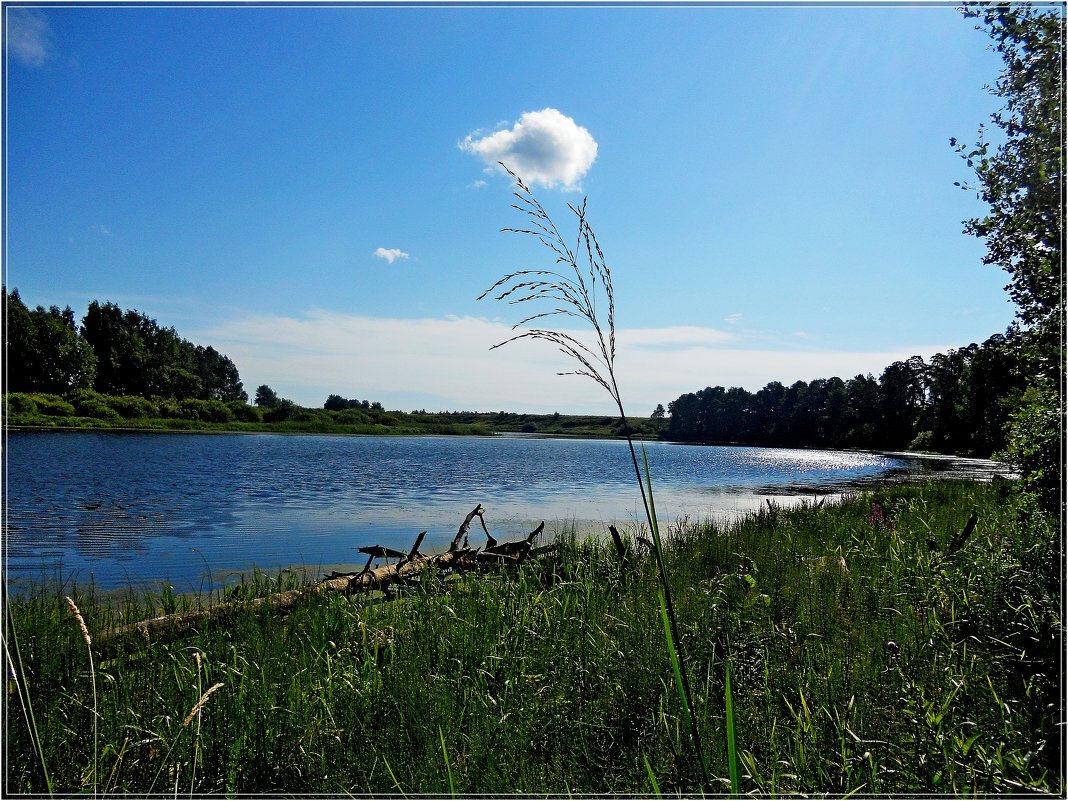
<box><xmin>255</xmin><ymin>384</ymin><xmax>280</xmax><ymax>408</ymax></box>
<box><xmin>953</xmin><ymin>3</ymin><xmax>1064</xmax><ymax>510</ymax></box>
<box><xmin>4</xmin><ymin>288</ymin><xmax>96</xmax><ymax>393</ymax></box>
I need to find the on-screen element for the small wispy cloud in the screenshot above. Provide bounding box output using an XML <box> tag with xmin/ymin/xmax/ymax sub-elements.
<box><xmin>372</xmin><ymin>247</ymin><xmax>409</xmax><ymax>264</ymax></box>
<box><xmin>470</xmin><ymin>179</ymin><xmax>488</xmax><ymax>190</ymax></box>
<box><xmin>724</xmin><ymin>313</ymin><xmax>743</xmax><ymax>325</ymax></box>
<box><xmin>460</xmin><ymin>108</ymin><xmax>598</xmax><ymax>191</ymax></box>
<box><xmin>6</xmin><ymin>8</ymin><xmax>53</xmax><ymax>68</ymax></box>
<box><xmin>95</xmin><ymin>224</ymin><xmax>113</xmax><ymax>237</ymax></box>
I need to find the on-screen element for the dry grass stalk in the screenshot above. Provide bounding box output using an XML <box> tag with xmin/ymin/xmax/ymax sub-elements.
<box><xmin>65</xmin><ymin>596</ymin><xmax>92</xmax><ymax>648</ymax></box>
<box><xmin>182</xmin><ymin>682</ymin><xmax>224</xmax><ymax>728</ymax></box>
<box><xmin>66</xmin><ymin>595</ymin><xmax>98</xmax><ymax>797</ymax></box>
<box><xmin>478</xmin><ymin>163</ymin><xmax>617</xmax><ymax>397</ymax></box>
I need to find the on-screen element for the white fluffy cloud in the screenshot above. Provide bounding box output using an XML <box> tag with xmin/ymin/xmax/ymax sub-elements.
<box><xmin>373</xmin><ymin>247</ymin><xmax>409</xmax><ymax>264</ymax></box>
<box><xmin>460</xmin><ymin>108</ymin><xmax>598</xmax><ymax>190</ymax></box>
<box><xmin>6</xmin><ymin>9</ymin><xmax>53</xmax><ymax>68</ymax></box>
<box><xmin>196</xmin><ymin>311</ymin><xmax>950</xmax><ymax>414</ymax></box>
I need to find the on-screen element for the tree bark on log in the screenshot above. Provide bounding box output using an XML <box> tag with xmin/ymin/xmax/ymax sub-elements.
<box><xmin>96</xmin><ymin>505</ymin><xmax>544</xmax><ymax>655</ymax></box>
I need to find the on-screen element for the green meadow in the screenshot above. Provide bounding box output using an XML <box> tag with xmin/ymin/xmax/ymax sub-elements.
<box><xmin>5</xmin><ymin>479</ymin><xmax>1060</xmax><ymax>796</ymax></box>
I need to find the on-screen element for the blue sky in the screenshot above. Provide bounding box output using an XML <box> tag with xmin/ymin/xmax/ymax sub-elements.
<box><xmin>4</xmin><ymin>3</ymin><xmax>1015</xmax><ymax>414</ymax></box>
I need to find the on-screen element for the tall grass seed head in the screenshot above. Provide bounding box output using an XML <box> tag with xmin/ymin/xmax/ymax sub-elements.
<box><xmin>65</xmin><ymin>596</ymin><xmax>92</xmax><ymax>647</ymax></box>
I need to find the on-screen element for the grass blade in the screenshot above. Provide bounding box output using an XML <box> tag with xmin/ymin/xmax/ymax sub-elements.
<box><xmin>643</xmin><ymin>754</ymin><xmax>663</xmax><ymax>798</ymax></box>
<box><xmin>381</xmin><ymin>755</ymin><xmax>407</xmax><ymax>798</ymax></box>
<box><xmin>439</xmin><ymin>725</ymin><xmax>456</xmax><ymax>797</ymax></box>
<box><xmin>2</xmin><ymin>618</ymin><xmax>53</xmax><ymax>797</ymax></box>
<box><xmin>726</xmin><ymin>662</ymin><xmax>740</xmax><ymax>797</ymax></box>
<box><xmin>643</xmin><ymin>445</ymin><xmax>711</xmax><ymax>790</ymax></box>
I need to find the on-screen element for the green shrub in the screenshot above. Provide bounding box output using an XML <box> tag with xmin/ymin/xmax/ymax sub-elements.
<box><xmin>65</xmin><ymin>390</ymin><xmax>120</xmax><ymax>420</ymax></box>
<box><xmin>65</xmin><ymin>388</ymin><xmax>105</xmax><ymax>405</ymax></box>
<box><xmin>333</xmin><ymin>409</ymin><xmax>369</xmax><ymax>425</ymax></box>
<box><xmin>4</xmin><ymin>393</ymin><xmax>39</xmax><ymax>415</ymax></box>
<box><xmin>227</xmin><ymin>401</ymin><xmax>262</xmax><ymax>422</ymax></box>
<box><xmin>1001</xmin><ymin>383</ymin><xmax>1061</xmax><ymax>515</ymax></box>
<box><xmin>32</xmin><ymin>394</ymin><xmax>76</xmax><ymax>416</ymax></box>
<box><xmin>179</xmin><ymin>399</ymin><xmax>234</xmax><ymax>423</ymax></box>
<box><xmin>106</xmin><ymin>395</ymin><xmax>159</xmax><ymax>419</ymax></box>
<box><xmin>369</xmin><ymin>411</ymin><xmax>403</xmax><ymax>427</ymax></box>
<box><xmin>155</xmin><ymin>397</ymin><xmax>183</xmax><ymax>419</ymax></box>
<box><xmin>262</xmin><ymin>399</ymin><xmax>297</xmax><ymax>423</ymax></box>
<box><xmin>908</xmin><ymin>430</ymin><xmax>935</xmax><ymax>452</ymax></box>
<box><xmin>79</xmin><ymin>399</ymin><xmax>121</xmax><ymax>420</ymax></box>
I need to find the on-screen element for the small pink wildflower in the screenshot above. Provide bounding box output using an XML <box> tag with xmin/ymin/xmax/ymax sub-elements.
<box><xmin>868</xmin><ymin>503</ymin><xmax>885</xmax><ymax>524</ymax></box>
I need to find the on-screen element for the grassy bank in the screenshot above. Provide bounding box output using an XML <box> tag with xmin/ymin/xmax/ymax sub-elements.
<box><xmin>4</xmin><ymin>480</ymin><xmax>1061</xmax><ymax>795</ymax></box>
<box><xmin>3</xmin><ymin>392</ymin><xmax>658</xmax><ymax>439</ymax></box>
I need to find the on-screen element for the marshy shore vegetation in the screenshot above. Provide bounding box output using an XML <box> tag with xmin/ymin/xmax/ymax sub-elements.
<box><xmin>4</xmin><ymin>479</ymin><xmax>1061</xmax><ymax>795</ymax></box>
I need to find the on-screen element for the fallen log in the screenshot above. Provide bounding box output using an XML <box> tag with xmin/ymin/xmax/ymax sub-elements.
<box><xmin>95</xmin><ymin>505</ymin><xmax>544</xmax><ymax>655</ymax></box>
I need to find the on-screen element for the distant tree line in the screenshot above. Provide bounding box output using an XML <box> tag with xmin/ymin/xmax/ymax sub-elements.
<box><xmin>3</xmin><ymin>289</ymin><xmax>247</xmax><ymax>403</ymax></box>
<box><xmin>324</xmin><ymin>394</ymin><xmax>385</xmax><ymax>412</ymax></box>
<box><xmin>664</xmin><ymin>333</ymin><xmax>1027</xmax><ymax>457</ymax></box>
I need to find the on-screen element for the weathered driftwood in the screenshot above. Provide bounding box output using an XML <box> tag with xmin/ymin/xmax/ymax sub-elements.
<box><xmin>608</xmin><ymin>525</ymin><xmax>627</xmax><ymax>560</ymax></box>
<box><xmin>948</xmin><ymin>512</ymin><xmax>979</xmax><ymax>554</ymax></box>
<box><xmin>96</xmin><ymin>504</ymin><xmax>544</xmax><ymax>655</ymax></box>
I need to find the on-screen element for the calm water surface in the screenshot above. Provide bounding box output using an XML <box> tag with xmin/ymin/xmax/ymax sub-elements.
<box><xmin>3</xmin><ymin>431</ymin><xmax>996</xmax><ymax>592</ymax></box>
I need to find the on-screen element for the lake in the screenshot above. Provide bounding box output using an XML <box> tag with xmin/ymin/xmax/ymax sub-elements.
<box><xmin>3</xmin><ymin>431</ymin><xmax>1003</xmax><ymax>594</ymax></box>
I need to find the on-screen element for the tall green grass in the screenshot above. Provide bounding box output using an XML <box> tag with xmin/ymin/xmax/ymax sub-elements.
<box><xmin>3</xmin><ymin>481</ymin><xmax>1059</xmax><ymax>795</ymax></box>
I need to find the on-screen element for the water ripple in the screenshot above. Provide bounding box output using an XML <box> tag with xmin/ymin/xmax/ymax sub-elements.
<box><xmin>4</xmin><ymin>432</ymin><xmax>998</xmax><ymax>592</ymax></box>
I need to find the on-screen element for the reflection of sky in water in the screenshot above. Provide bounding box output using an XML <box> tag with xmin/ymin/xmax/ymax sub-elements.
<box><xmin>4</xmin><ymin>432</ymin><xmax>996</xmax><ymax>592</ymax></box>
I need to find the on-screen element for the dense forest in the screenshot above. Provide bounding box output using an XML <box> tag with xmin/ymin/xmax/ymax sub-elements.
<box><xmin>664</xmin><ymin>333</ymin><xmax>1027</xmax><ymax>457</ymax></box>
<box><xmin>3</xmin><ymin>289</ymin><xmax>246</xmax><ymax>403</ymax></box>
<box><xmin>0</xmin><ymin>285</ymin><xmax>1041</xmax><ymax>460</ymax></box>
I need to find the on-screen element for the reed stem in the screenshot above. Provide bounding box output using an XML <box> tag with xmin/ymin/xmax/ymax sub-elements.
<box><xmin>481</xmin><ymin>164</ymin><xmax>710</xmax><ymax>789</ymax></box>
<box><xmin>65</xmin><ymin>597</ymin><xmax>97</xmax><ymax>799</ymax></box>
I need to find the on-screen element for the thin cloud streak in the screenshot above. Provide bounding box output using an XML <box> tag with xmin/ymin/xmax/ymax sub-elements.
<box><xmin>6</xmin><ymin>8</ymin><xmax>53</xmax><ymax>68</ymax></box>
<box><xmin>196</xmin><ymin>311</ymin><xmax>952</xmax><ymax>415</ymax></box>
<box><xmin>620</xmin><ymin>326</ymin><xmax>736</xmax><ymax>348</ymax></box>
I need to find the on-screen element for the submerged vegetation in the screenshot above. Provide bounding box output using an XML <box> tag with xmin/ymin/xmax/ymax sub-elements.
<box><xmin>4</xmin><ymin>480</ymin><xmax>1061</xmax><ymax>795</ymax></box>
